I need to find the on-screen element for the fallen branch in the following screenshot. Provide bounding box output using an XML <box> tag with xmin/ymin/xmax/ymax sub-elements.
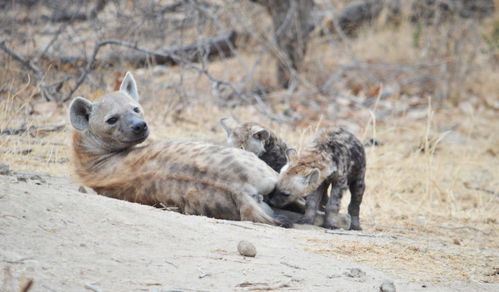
<box><xmin>325</xmin><ymin>230</ymin><xmax>385</xmax><ymax>238</ymax></box>
<box><xmin>54</xmin><ymin>31</ymin><xmax>238</xmax><ymax>68</ymax></box>
<box><xmin>1</xmin><ymin>121</ymin><xmax>66</xmax><ymax>136</ymax></box>
<box><xmin>0</xmin><ymin>41</ymin><xmax>64</xmax><ymax>102</ymax></box>
<box><xmin>48</xmin><ymin>0</ymin><xmax>108</xmax><ymax>23</ymax></box>
<box><xmin>61</xmin><ymin>31</ymin><xmax>238</xmax><ymax>102</ymax></box>
<box><xmin>0</xmin><ymin>41</ymin><xmax>43</xmax><ymax>78</ymax></box>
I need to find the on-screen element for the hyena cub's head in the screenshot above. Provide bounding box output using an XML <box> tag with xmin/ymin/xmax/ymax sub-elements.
<box><xmin>269</xmin><ymin>149</ymin><xmax>321</xmax><ymax>207</ymax></box>
<box><xmin>69</xmin><ymin>72</ymin><xmax>149</xmax><ymax>152</ymax></box>
<box><xmin>219</xmin><ymin>118</ymin><xmax>270</xmax><ymax>156</ymax></box>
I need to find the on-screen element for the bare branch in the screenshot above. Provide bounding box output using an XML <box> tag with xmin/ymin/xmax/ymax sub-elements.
<box><xmin>0</xmin><ymin>41</ymin><xmax>43</xmax><ymax>78</ymax></box>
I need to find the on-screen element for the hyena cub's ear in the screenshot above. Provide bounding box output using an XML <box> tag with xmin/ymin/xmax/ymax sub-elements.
<box><xmin>69</xmin><ymin>97</ymin><xmax>94</xmax><ymax>131</ymax></box>
<box><xmin>219</xmin><ymin>117</ymin><xmax>238</xmax><ymax>136</ymax></box>
<box><xmin>305</xmin><ymin>168</ymin><xmax>320</xmax><ymax>186</ymax></box>
<box><xmin>119</xmin><ymin>72</ymin><xmax>140</xmax><ymax>101</ymax></box>
<box><xmin>252</xmin><ymin>126</ymin><xmax>270</xmax><ymax>141</ymax></box>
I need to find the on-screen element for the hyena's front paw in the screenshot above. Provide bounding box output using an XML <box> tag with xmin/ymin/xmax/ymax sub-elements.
<box><xmin>273</xmin><ymin>214</ymin><xmax>293</xmax><ymax>228</ymax></box>
<box><xmin>297</xmin><ymin>215</ymin><xmax>315</xmax><ymax>225</ymax></box>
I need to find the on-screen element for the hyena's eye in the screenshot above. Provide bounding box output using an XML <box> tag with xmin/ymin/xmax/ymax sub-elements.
<box><xmin>133</xmin><ymin>107</ymin><xmax>140</xmax><ymax>113</ymax></box>
<box><xmin>106</xmin><ymin>117</ymin><xmax>118</xmax><ymax>125</ymax></box>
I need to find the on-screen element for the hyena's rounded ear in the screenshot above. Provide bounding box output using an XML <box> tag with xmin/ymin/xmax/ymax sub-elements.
<box><xmin>252</xmin><ymin>127</ymin><xmax>270</xmax><ymax>141</ymax></box>
<box><xmin>120</xmin><ymin>72</ymin><xmax>140</xmax><ymax>101</ymax></box>
<box><xmin>219</xmin><ymin>117</ymin><xmax>237</xmax><ymax>136</ymax></box>
<box><xmin>69</xmin><ymin>96</ymin><xmax>93</xmax><ymax>131</ymax></box>
<box><xmin>306</xmin><ymin>168</ymin><xmax>320</xmax><ymax>186</ymax></box>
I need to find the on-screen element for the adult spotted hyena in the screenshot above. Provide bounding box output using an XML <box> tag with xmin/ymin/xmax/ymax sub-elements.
<box><xmin>269</xmin><ymin>128</ymin><xmax>366</xmax><ymax>230</ymax></box>
<box><xmin>219</xmin><ymin>118</ymin><xmax>289</xmax><ymax>172</ymax></box>
<box><xmin>69</xmin><ymin>72</ymin><xmax>290</xmax><ymax>227</ymax></box>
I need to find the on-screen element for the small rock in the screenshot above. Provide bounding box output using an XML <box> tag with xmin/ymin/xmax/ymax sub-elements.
<box><xmin>16</xmin><ymin>175</ymin><xmax>28</xmax><ymax>182</ymax></box>
<box><xmin>345</xmin><ymin>268</ymin><xmax>366</xmax><ymax>279</ymax></box>
<box><xmin>29</xmin><ymin>174</ymin><xmax>46</xmax><ymax>184</ymax></box>
<box><xmin>237</xmin><ymin>240</ymin><xmax>256</xmax><ymax>257</ymax></box>
<box><xmin>0</xmin><ymin>163</ymin><xmax>10</xmax><ymax>175</ymax></box>
<box><xmin>380</xmin><ymin>279</ymin><xmax>396</xmax><ymax>292</ymax></box>
<box><xmin>78</xmin><ymin>186</ymin><xmax>88</xmax><ymax>193</ymax></box>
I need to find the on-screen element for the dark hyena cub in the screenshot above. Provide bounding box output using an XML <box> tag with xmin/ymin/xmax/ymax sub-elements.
<box><xmin>269</xmin><ymin>128</ymin><xmax>366</xmax><ymax>230</ymax></box>
<box><xmin>220</xmin><ymin>117</ymin><xmax>289</xmax><ymax>172</ymax></box>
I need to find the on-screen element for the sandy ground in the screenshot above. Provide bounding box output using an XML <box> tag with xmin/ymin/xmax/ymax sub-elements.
<box><xmin>0</xmin><ymin>173</ymin><xmax>497</xmax><ymax>292</ymax></box>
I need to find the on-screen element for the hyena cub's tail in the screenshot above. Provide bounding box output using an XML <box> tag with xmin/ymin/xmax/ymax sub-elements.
<box><xmin>237</xmin><ymin>192</ymin><xmax>293</xmax><ymax>228</ymax></box>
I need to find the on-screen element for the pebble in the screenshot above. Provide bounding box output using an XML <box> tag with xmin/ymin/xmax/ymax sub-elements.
<box><xmin>380</xmin><ymin>279</ymin><xmax>396</xmax><ymax>292</ymax></box>
<box><xmin>78</xmin><ymin>186</ymin><xmax>88</xmax><ymax>193</ymax></box>
<box><xmin>237</xmin><ymin>240</ymin><xmax>256</xmax><ymax>257</ymax></box>
<box><xmin>0</xmin><ymin>163</ymin><xmax>10</xmax><ymax>175</ymax></box>
<box><xmin>345</xmin><ymin>268</ymin><xmax>366</xmax><ymax>278</ymax></box>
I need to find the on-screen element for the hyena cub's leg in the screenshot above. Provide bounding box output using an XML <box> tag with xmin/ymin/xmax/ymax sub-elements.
<box><xmin>323</xmin><ymin>178</ymin><xmax>349</xmax><ymax>229</ymax></box>
<box><xmin>297</xmin><ymin>182</ymin><xmax>328</xmax><ymax>224</ymax></box>
<box><xmin>347</xmin><ymin>176</ymin><xmax>365</xmax><ymax>230</ymax></box>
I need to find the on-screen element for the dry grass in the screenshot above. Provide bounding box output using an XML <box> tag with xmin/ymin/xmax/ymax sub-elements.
<box><xmin>0</xmin><ymin>1</ymin><xmax>498</xmax><ymax>284</ymax></box>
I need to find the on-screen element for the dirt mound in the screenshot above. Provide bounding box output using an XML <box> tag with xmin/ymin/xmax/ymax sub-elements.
<box><xmin>1</xmin><ymin>174</ymin><xmax>497</xmax><ymax>291</ymax></box>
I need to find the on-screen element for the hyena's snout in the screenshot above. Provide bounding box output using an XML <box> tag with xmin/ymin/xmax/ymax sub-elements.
<box><xmin>124</xmin><ymin>113</ymin><xmax>149</xmax><ymax>140</ymax></box>
<box><xmin>267</xmin><ymin>189</ymin><xmax>292</xmax><ymax>208</ymax></box>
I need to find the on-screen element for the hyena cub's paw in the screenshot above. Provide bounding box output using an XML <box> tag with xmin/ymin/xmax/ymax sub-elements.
<box><xmin>349</xmin><ymin>216</ymin><xmax>361</xmax><ymax>231</ymax></box>
<box><xmin>323</xmin><ymin>213</ymin><xmax>351</xmax><ymax>230</ymax></box>
<box><xmin>273</xmin><ymin>214</ymin><xmax>293</xmax><ymax>228</ymax></box>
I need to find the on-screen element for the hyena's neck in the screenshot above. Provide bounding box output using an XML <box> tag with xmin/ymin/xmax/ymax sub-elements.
<box><xmin>72</xmin><ymin>131</ymin><xmax>131</xmax><ymax>177</ymax></box>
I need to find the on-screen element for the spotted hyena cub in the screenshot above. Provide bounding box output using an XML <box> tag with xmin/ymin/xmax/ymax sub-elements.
<box><xmin>269</xmin><ymin>128</ymin><xmax>366</xmax><ymax>230</ymax></box>
<box><xmin>220</xmin><ymin>117</ymin><xmax>288</xmax><ymax>172</ymax></box>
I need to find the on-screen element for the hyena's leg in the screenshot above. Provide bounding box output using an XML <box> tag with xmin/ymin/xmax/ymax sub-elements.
<box><xmin>348</xmin><ymin>176</ymin><xmax>365</xmax><ymax>230</ymax></box>
<box><xmin>297</xmin><ymin>182</ymin><xmax>328</xmax><ymax>225</ymax></box>
<box><xmin>323</xmin><ymin>178</ymin><xmax>348</xmax><ymax>229</ymax></box>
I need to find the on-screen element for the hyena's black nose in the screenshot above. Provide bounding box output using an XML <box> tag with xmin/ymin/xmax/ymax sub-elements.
<box><xmin>132</xmin><ymin>121</ymin><xmax>147</xmax><ymax>134</ymax></box>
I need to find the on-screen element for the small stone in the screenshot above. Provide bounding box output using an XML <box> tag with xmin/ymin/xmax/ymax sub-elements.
<box><xmin>345</xmin><ymin>268</ymin><xmax>366</xmax><ymax>278</ymax></box>
<box><xmin>237</xmin><ymin>240</ymin><xmax>256</xmax><ymax>257</ymax></box>
<box><xmin>16</xmin><ymin>175</ymin><xmax>28</xmax><ymax>182</ymax></box>
<box><xmin>0</xmin><ymin>163</ymin><xmax>10</xmax><ymax>175</ymax></box>
<box><xmin>29</xmin><ymin>174</ymin><xmax>46</xmax><ymax>184</ymax></box>
<box><xmin>380</xmin><ymin>279</ymin><xmax>396</xmax><ymax>292</ymax></box>
<box><xmin>78</xmin><ymin>186</ymin><xmax>88</xmax><ymax>193</ymax></box>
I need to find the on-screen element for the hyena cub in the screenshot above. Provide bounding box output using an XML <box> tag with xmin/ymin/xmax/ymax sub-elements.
<box><xmin>69</xmin><ymin>72</ymin><xmax>290</xmax><ymax>227</ymax></box>
<box><xmin>269</xmin><ymin>128</ymin><xmax>366</xmax><ymax>230</ymax></box>
<box><xmin>220</xmin><ymin>117</ymin><xmax>288</xmax><ymax>172</ymax></box>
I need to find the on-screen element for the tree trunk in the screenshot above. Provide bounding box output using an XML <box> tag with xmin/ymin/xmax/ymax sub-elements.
<box><xmin>252</xmin><ymin>0</ymin><xmax>314</xmax><ymax>89</ymax></box>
